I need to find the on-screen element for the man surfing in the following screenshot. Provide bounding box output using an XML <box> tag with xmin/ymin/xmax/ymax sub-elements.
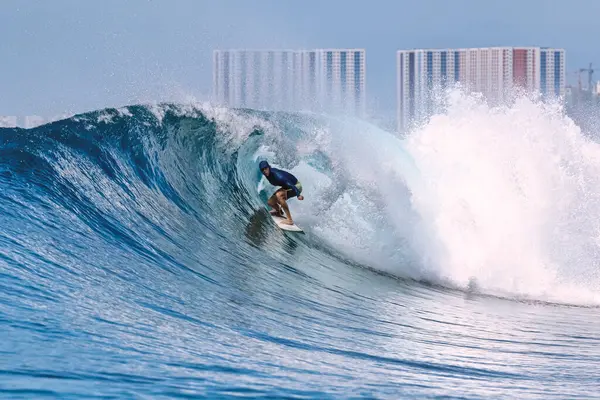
<box><xmin>259</xmin><ymin>160</ymin><xmax>304</xmax><ymax>226</ymax></box>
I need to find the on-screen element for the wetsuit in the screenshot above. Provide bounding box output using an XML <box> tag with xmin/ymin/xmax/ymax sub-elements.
<box><xmin>265</xmin><ymin>167</ymin><xmax>302</xmax><ymax>198</ymax></box>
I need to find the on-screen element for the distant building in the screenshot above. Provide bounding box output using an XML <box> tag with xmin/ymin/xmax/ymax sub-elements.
<box><xmin>24</xmin><ymin>115</ymin><xmax>46</xmax><ymax>128</ymax></box>
<box><xmin>48</xmin><ymin>113</ymin><xmax>73</xmax><ymax>124</ymax></box>
<box><xmin>213</xmin><ymin>49</ymin><xmax>366</xmax><ymax>117</ymax></box>
<box><xmin>0</xmin><ymin>116</ymin><xmax>17</xmax><ymax>128</ymax></box>
<box><xmin>396</xmin><ymin>47</ymin><xmax>565</xmax><ymax>133</ymax></box>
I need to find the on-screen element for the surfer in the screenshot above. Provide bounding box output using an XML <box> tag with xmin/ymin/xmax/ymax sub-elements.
<box><xmin>259</xmin><ymin>160</ymin><xmax>304</xmax><ymax>225</ymax></box>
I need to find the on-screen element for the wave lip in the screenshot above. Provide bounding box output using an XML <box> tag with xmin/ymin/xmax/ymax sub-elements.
<box><xmin>404</xmin><ymin>91</ymin><xmax>600</xmax><ymax>305</ymax></box>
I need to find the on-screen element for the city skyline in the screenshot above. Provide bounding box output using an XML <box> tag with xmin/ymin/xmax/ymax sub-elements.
<box><xmin>1</xmin><ymin>0</ymin><xmax>599</xmax><ymax>124</ymax></box>
<box><xmin>2</xmin><ymin>44</ymin><xmax>573</xmax><ymax>130</ymax></box>
<box><xmin>0</xmin><ymin>114</ymin><xmax>74</xmax><ymax>128</ymax></box>
<box><xmin>213</xmin><ymin>49</ymin><xmax>366</xmax><ymax>116</ymax></box>
<box><xmin>1</xmin><ymin>45</ymin><xmax>571</xmax><ymax>130</ymax></box>
<box><xmin>396</xmin><ymin>46</ymin><xmax>565</xmax><ymax>132</ymax></box>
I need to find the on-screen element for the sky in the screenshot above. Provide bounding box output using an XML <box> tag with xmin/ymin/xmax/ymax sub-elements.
<box><xmin>1</xmin><ymin>0</ymin><xmax>599</xmax><ymax>122</ymax></box>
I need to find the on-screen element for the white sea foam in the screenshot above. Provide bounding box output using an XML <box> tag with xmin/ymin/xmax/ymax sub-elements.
<box><xmin>259</xmin><ymin>90</ymin><xmax>600</xmax><ymax>305</ymax></box>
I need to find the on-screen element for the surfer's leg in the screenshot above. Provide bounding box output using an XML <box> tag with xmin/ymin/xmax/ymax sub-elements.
<box><xmin>276</xmin><ymin>190</ymin><xmax>293</xmax><ymax>225</ymax></box>
<box><xmin>268</xmin><ymin>193</ymin><xmax>284</xmax><ymax>217</ymax></box>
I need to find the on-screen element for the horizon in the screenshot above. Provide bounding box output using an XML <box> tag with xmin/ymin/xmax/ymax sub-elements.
<box><xmin>2</xmin><ymin>0</ymin><xmax>599</xmax><ymax>124</ymax></box>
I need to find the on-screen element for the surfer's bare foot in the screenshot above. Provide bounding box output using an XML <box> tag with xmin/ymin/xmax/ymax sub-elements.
<box><xmin>281</xmin><ymin>219</ymin><xmax>293</xmax><ymax>225</ymax></box>
<box><xmin>270</xmin><ymin>210</ymin><xmax>284</xmax><ymax>217</ymax></box>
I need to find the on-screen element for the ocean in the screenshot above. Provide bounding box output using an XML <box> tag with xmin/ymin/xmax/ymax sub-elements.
<box><xmin>1</xmin><ymin>92</ymin><xmax>599</xmax><ymax>399</ymax></box>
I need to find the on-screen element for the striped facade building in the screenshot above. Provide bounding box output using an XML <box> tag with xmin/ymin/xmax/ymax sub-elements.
<box><xmin>397</xmin><ymin>47</ymin><xmax>566</xmax><ymax>132</ymax></box>
<box><xmin>213</xmin><ymin>49</ymin><xmax>366</xmax><ymax>116</ymax></box>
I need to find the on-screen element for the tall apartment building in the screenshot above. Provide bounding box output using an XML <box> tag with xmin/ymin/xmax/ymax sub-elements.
<box><xmin>0</xmin><ymin>116</ymin><xmax>17</xmax><ymax>128</ymax></box>
<box><xmin>213</xmin><ymin>49</ymin><xmax>366</xmax><ymax>116</ymax></box>
<box><xmin>396</xmin><ymin>47</ymin><xmax>566</xmax><ymax>132</ymax></box>
<box><xmin>24</xmin><ymin>115</ymin><xmax>46</xmax><ymax>129</ymax></box>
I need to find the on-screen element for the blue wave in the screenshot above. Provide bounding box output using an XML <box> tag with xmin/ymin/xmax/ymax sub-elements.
<box><xmin>0</xmin><ymin>104</ymin><xmax>598</xmax><ymax>399</ymax></box>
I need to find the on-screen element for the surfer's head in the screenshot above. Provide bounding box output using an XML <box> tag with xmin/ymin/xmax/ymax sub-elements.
<box><xmin>259</xmin><ymin>160</ymin><xmax>270</xmax><ymax>176</ymax></box>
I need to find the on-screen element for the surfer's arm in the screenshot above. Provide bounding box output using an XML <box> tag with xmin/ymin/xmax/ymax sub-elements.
<box><xmin>289</xmin><ymin>184</ymin><xmax>300</xmax><ymax>197</ymax></box>
<box><xmin>283</xmin><ymin>179</ymin><xmax>300</xmax><ymax>197</ymax></box>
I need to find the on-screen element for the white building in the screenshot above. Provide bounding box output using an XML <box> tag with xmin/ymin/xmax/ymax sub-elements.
<box><xmin>396</xmin><ymin>47</ymin><xmax>566</xmax><ymax>133</ymax></box>
<box><xmin>24</xmin><ymin>115</ymin><xmax>46</xmax><ymax>129</ymax></box>
<box><xmin>213</xmin><ymin>49</ymin><xmax>366</xmax><ymax>116</ymax></box>
<box><xmin>0</xmin><ymin>116</ymin><xmax>17</xmax><ymax>128</ymax></box>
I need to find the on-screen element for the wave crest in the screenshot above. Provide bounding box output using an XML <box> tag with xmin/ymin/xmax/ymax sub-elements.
<box><xmin>2</xmin><ymin>96</ymin><xmax>599</xmax><ymax>305</ymax></box>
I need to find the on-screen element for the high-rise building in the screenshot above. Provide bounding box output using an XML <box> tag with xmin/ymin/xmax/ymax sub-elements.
<box><xmin>213</xmin><ymin>49</ymin><xmax>366</xmax><ymax>116</ymax></box>
<box><xmin>24</xmin><ymin>115</ymin><xmax>46</xmax><ymax>129</ymax></box>
<box><xmin>0</xmin><ymin>116</ymin><xmax>17</xmax><ymax>128</ymax></box>
<box><xmin>396</xmin><ymin>47</ymin><xmax>566</xmax><ymax>133</ymax></box>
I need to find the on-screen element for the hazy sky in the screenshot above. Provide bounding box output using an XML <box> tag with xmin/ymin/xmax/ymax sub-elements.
<box><xmin>1</xmin><ymin>0</ymin><xmax>599</xmax><ymax>120</ymax></box>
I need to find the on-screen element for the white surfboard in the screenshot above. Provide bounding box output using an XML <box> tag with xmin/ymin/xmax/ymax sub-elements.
<box><xmin>271</xmin><ymin>215</ymin><xmax>303</xmax><ymax>232</ymax></box>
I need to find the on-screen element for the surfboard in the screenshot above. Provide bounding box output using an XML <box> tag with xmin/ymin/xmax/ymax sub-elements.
<box><xmin>271</xmin><ymin>215</ymin><xmax>303</xmax><ymax>232</ymax></box>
